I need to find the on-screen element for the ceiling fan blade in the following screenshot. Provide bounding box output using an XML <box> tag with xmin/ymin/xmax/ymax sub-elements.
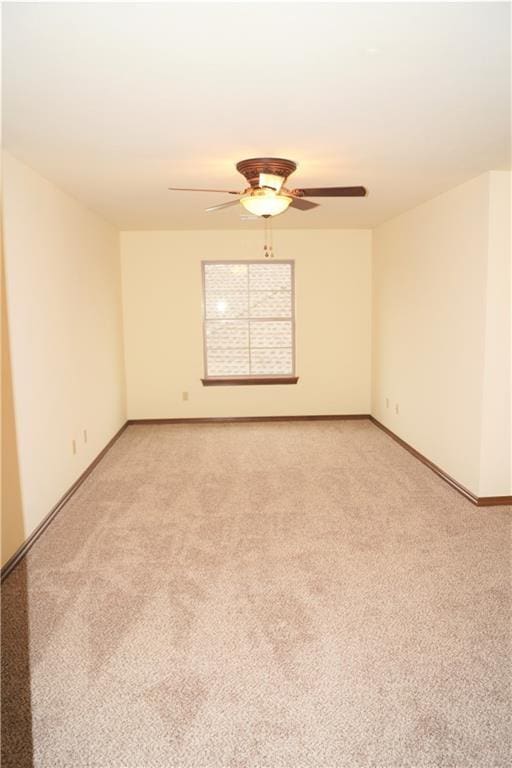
<box><xmin>168</xmin><ymin>187</ymin><xmax>240</xmax><ymax>195</ymax></box>
<box><xmin>205</xmin><ymin>199</ymin><xmax>241</xmax><ymax>213</ymax></box>
<box><xmin>294</xmin><ymin>186</ymin><xmax>367</xmax><ymax>197</ymax></box>
<box><xmin>289</xmin><ymin>197</ymin><xmax>320</xmax><ymax>211</ymax></box>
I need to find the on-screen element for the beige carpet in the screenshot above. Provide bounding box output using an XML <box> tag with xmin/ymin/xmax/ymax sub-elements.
<box><xmin>1</xmin><ymin>420</ymin><xmax>511</xmax><ymax>767</ymax></box>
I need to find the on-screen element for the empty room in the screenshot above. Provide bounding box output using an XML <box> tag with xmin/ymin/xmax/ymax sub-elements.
<box><xmin>1</xmin><ymin>2</ymin><xmax>510</xmax><ymax>767</ymax></box>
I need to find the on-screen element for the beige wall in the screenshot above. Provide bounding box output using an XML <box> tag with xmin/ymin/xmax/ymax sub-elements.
<box><xmin>2</xmin><ymin>153</ymin><xmax>126</xmax><ymax>566</ymax></box>
<box><xmin>120</xmin><ymin>229</ymin><xmax>372</xmax><ymax>419</ymax></box>
<box><xmin>372</xmin><ymin>172</ymin><xmax>511</xmax><ymax>497</ymax></box>
<box><xmin>2</xmin><ymin>248</ymin><xmax>25</xmax><ymax>567</ymax></box>
<box><xmin>479</xmin><ymin>171</ymin><xmax>511</xmax><ymax>496</ymax></box>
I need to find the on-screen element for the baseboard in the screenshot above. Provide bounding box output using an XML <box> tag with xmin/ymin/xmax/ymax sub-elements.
<box><xmin>127</xmin><ymin>414</ymin><xmax>370</xmax><ymax>425</ymax></box>
<box><xmin>1</xmin><ymin>422</ymin><xmax>129</xmax><ymax>583</ymax></box>
<box><xmin>369</xmin><ymin>417</ymin><xmax>512</xmax><ymax>508</ymax></box>
<box><xmin>476</xmin><ymin>495</ymin><xmax>512</xmax><ymax>507</ymax></box>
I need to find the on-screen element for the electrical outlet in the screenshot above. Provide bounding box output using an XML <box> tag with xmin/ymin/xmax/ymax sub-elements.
<box><xmin>72</xmin><ymin>439</ymin><xmax>77</xmax><ymax>455</ymax></box>
<box><xmin>182</xmin><ymin>391</ymin><xmax>189</xmax><ymax>401</ymax></box>
<box><xmin>395</xmin><ymin>403</ymin><xmax>399</xmax><ymax>415</ymax></box>
<box><xmin>83</xmin><ymin>429</ymin><xmax>88</xmax><ymax>443</ymax></box>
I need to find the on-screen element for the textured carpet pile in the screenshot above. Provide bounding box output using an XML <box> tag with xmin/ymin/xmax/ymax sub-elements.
<box><xmin>1</xmin><ymin>420</ymin><xmax>510</xmax><ymax>767</ymax></box>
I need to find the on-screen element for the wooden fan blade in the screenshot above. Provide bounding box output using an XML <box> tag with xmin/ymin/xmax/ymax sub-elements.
<box><xmin>289</xmin><ymin>197</ymin><xmax>320</xmax><ymax>211</ymax></box>
<box><xmin>205</xmin><ymin>199</ymin><xmax>241</xmax><ymax>213</ymax></box>
<box><xmin>168</xmin><ymin>187</ymin><xmax>240</xmax><ymax>195</ymax></box>
<box><xmin>294</xmin><ymin>186</ymin><xmax>367</xmax><ymax>197</ymax></box>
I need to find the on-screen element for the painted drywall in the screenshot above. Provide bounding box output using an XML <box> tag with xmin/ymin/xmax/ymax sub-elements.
<box><xmin>2</xmin><ymin>248</ymin><xmax>25</xmax><ymax>567</ymax></box>
<box><xmin>372</xmin><ymin>172</ymin><xmax>511</xmax><ymax>497</ymax></box>
<box><xmin>5</xmin><ymin>3</ymin><xmax>510</xmax><ymax>230</ymax></box>
<box><xmin>2</xmin><ymin>153</ymin><xmax>126</xmax><ymax>566</ymax></box>
<box><xmin>120</xmin><ymin>229</ymin><xmax>372</xmax><ymax>419</ymax></box>
<box><xmin>479</xmin><ymin>172</ymin><xmax>511</xmax><ymax>496</ymax></box>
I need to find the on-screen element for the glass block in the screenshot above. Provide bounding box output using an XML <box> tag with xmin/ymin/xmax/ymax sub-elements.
<box><xmin>249</xmin><ymin>263</ymin><xmax>291</xmax><ymax>291</ymax></box>
<box><xmin>207</xmin><ymin>349</ymin><xmax>250</xmax><ymax>377</ymax></box>
<box><xmin>206</xmin><ymin>320</ymin><xmax>249</xmax><ymax>349</ymax></box>
<box><xmin>250</xmin><ymin>348</ymin><xmax>293</xmax><ymax>375</ymax></box>
<box><xmin>205</xmin><ymin>291</ymin><xmax>248</xmax><ymax>319</ymax></box>
<box><xmin>204</xmin><ymin>263</ymin><xmax>248</xmax><ymax>292</ymax></box>
<box><xmin>250</xmin><ymin>320</ymin><xmax>292</xmax><ymax>348</ymax></box>
<box><xmin>249</xmin><ymin>291</ymin><xmax>292</xmax><ymax>318</ymax></box>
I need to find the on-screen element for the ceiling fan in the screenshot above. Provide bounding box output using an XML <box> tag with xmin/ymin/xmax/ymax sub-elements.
<box><xmin>168</xmin><ymin>157</ymin><xmax>367</xmax><ymax>218</ymax></box>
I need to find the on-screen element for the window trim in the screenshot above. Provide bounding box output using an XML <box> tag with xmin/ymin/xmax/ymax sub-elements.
<box><xmin>201</xmin><ymin>376</ymin><xmax>299</xmax><ymax>387</ymax></box>
<box><xmin>201</xmin><ymin>259</ymin><xmax>297</xmax><ymax>385</ymax></box>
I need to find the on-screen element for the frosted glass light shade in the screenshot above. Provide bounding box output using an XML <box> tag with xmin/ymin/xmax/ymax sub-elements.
<box><xmin>240</xmin><ymin>189</ymin><xmax>292</xmax><ymax>217</ymax></box>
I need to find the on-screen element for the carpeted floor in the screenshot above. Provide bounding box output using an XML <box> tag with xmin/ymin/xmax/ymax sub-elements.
<box><xmin>1</xmin><ymin>420</ymin><xmax>511</xmax><ymax>767</ymax></box>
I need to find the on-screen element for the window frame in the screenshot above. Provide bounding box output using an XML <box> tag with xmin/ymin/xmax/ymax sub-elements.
<box><xmin>201</xmin><ymin>259</ymin><xmax>298</xmax><ymax>386</ymax></box>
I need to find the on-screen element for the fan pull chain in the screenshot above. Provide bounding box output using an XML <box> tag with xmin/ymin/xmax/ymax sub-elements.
<box><xmin>263</xmin><ymin>217</ymin><xmax>274</xmax><ymax>258</ymax></box>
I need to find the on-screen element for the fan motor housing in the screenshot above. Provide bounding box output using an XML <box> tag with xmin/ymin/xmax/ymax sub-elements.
<box><xmin>236</xmin><ymin>157</ymin><xmax>297</xmax><ymax>188</ymax></box>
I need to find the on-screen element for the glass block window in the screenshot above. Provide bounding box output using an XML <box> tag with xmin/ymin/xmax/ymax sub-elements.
<box><xmin>202</xmin><ymin>261</ymin><xmax>295</xmax><ymax>379</ymax></box>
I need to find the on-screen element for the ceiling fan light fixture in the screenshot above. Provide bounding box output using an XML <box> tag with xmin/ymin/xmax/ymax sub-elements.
<box><xmin>259</xmin><ymin>172</ymin><xmax>285</xmax><ymax>192</ymax></box>
<box><xmin>169</xmin><ymin>158</ymin><xmax>366</xmax><ymax>217</ymax></box>
<box><xmin>240</xmin><ymin>189</ymin><xmax>292</xmax><ymax>217</ymax></box>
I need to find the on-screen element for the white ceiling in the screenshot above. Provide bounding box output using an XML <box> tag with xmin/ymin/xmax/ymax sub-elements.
<box><xmin>3</xmin><ymin>2</ymin><xmax>510</xmax><ymax>230</ymax></box>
